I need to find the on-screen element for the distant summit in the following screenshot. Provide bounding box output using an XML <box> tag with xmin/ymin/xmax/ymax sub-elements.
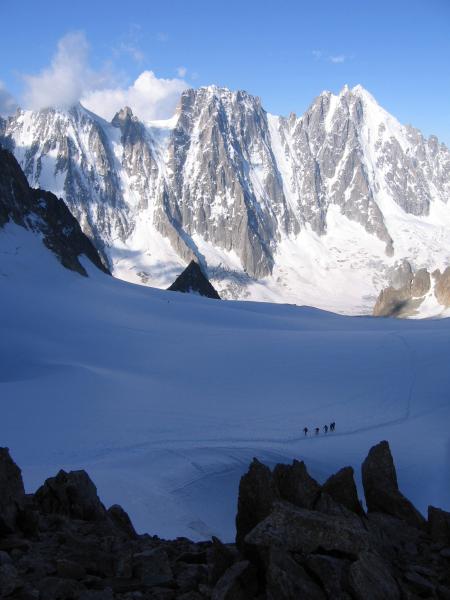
<box><xmin>3</xmin><ymin>84</ymin><xmax>449</xmax><ymax>314</ymax></box>
<box><xmin>168</xmin><ymin>260</ymin><xmax>221</xmax><ymax>299</ymax></box>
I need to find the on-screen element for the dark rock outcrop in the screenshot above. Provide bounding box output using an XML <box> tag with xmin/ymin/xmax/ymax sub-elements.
<box><xmin>0</xmin><ymin>448</ymin><xmax>25</xmax><ymax>535</ymax></box>
<box><xmin>235</xmin><ymin>458</ymin><xmax>277</xmax><ymax>552</ymax></box>
<box><xmin>373</xmin><ymin>263</ymin><xmax>432</xmax><ymax>317</ymax></box>
<box><xmin>34</xmin><ymin>469</ymin><xmax>108</xmax><ymax>522</ymax></box>
<box><xmin>1</xmin><ymin>443</ymin><xmax>450</xmax><ymax>599</ymax></box>
<box><xmin>245</xmin><ymin>501</ymin><xmax>371</xmax><ymax>556</ymax></box>
<box><xmin>107</xmin><ymin>504</ymin><xmax>137</xmax><ymax>539</ymax></box>
<box><xmin>168</xmin><ymin>260</ymin><xmax>221</xmax><ymax>299</ymax></box>
<box><xmin>0</xmin><ymin>148</ymin><xmax>110</xmax><ymax>276</ymax></box>
<box><xmin>348</xmin><ymin>551</ymin><xmax>400</xmax><ymax>600</ymax></box>
<box><xmin>372</xmin><ymin>261</ymin><xmax>450</xmax><ymax>317</ymax></box>
<box><xmin>428</xmin><ymin>505</ymin><xmax>450</xmax><ymax>545</ymax></box>
<box><xmin>272</xmin><ymin>459</ymin><xmax>321</xmax><ymax>509</ymax></box>
<box><xmin>235</xmin><ymin>441</ymin><xmax>450</xmax><ymax>599</ymax></box>
<box><xmin>322</xmin><ymin>466</ymin><xmax>364</xmax><ymax>515</ymax></box>
<box><xmin>361</xmin><ymin>440</ymin><xmax>425</xmax><ymax>528</ymax></box>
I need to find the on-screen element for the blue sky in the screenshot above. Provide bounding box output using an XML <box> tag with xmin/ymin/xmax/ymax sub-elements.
<box><xmin>1</xmin><ymin>0</ymin><xmax>449</xmax><ymax>143</ymax></box>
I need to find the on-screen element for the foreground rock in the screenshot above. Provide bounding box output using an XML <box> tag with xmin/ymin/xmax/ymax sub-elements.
<box><xmin>1</xmin><ymin>442</ymin><xmax>450</xmax><ymax>599</ymax></box>
<box><xmin>236</xmin><ymin>440</ymin><xmax>450</xmax><ymax>599</ymax></box>
<box><xmin>0</xmin><ymin>448</ymin><xmax>25</xmax><ymax>535</ymax></box>
<box><xmin>362</xmin><ymin>440</ymin><xmax>426</xmax><ymax>528</ymax></box>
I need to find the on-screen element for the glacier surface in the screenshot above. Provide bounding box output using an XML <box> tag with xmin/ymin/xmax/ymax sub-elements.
<box><xmin>1</xmin><ymin>223</ymin><xmax>450</xmax><ymax>541</ymax></box>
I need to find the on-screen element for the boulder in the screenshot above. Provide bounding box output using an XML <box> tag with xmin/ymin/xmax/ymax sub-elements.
<box><xmin>348</xmin><ymin>551</ymin><xmax>400</xmax><ymax>600</ymax></box>
<box><xmin>207</xmin><ymin>536</ymin><xmax>238</xmax><ymax>586</ymax></box>
<box><xmin>265</xmin><ymin>549</ymin><xmax>326</xmax><ymax>600</ymax></box>
<box><xmin>306</xmin><ymin>554</ymin><xmax>351</xmax><ymax>599</ymax></box>
<box><xmin>245</xmin><ymin>501</ymin><xmax>370</xmax><ymax>556</ymax></box>
<box><xmin>314</xmin><ymin>492</ymin><xmax>363</xmax><ymax>523</ymax></box>
<box><xmin>174</xmin><ymin>562</ymin><xmax>207</xmax><ymax>593</ymax></box>
<box><xmin>272</xmin><ymin>459</ymin><xmax>321</xmax><ymax>509</ymax></box>
<box><xmin>235</xmin><ymin>458</ymin><xmax>278</xmax><ymax>551</ymax></box>
<box><xmin>428</xmin><ymin>506</ymin><xmax>450</xmax><ymax>545</ymax></box>
<box><xmin>322</xmin><ymin>466</ymin><xmax>364</xmax><ymax>515</ymax></box>
<box><xmin>366</xmin><ymin>512</ymin><xmax>423</xmax><ymax>559</ymax></box>
<box><xmin>361</xmin><ymin>441</ymin><xmax>425</xmax><ymax>528</ymax></box>
<box><xmin>211</xmin><ymin>560</ymin><xmax>257</xmax><ymax>600</ymax></box>
<box><xmin>34</xmin><ymin>469</ymin><xmax>107</xmax><ymax>521</ymax></box>
<box><xmin>0</xmin><ymin>447</ymin><xmax>25</xmax><ymax>535</ymax></box>
<box><xmin>132</xmin><ymin>547</ymin><xmax>174</xmax><ymax>588</ymax></box>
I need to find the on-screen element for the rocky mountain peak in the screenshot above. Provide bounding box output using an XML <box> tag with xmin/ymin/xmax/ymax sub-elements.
<box><xmin>2</xmin><ymin>84</ymin><xmax>449</xmax><ymax>314</ymax></box>
<box><xmin>168</xmin><ymin>260</ymin><xmax>221</xmax><ymax>299</ymax></box>
<box><xmin>111</xmin><ymin>105</ymin><xmax>134</xmax><ymax>126</ymax></box>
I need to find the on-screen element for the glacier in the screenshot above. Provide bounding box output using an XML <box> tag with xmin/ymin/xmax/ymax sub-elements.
<box><xmin>1</xmin><ymin>222</ymin><xmax>450</xmax><ymax>541</ymax></box>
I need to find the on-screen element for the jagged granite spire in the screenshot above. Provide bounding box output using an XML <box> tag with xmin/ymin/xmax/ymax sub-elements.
<box><xmin>2</xmin><ymin>85</ymin><xmax>449</xmax><ymax>312</ymax></box>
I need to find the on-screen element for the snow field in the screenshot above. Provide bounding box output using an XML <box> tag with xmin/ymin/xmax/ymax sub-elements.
<box><xmin>1</xmin><ymin>224</ymin><xmax>450</xmax><ymax>540</ymax></box>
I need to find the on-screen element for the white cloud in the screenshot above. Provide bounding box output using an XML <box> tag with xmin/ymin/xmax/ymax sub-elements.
<box><xmin>156</xmin><ymin>32</ymin><xmax>169</xmax><ymax>42</ymax></box>
<box><xmin>312</xmin><ymin>50</ymin><xmax>323</xmax><ymax>60</ymax></box>
<box><xmin>22</xmin><ymin>32</ymin><xmax>116</xmax><ymax>110</ymax></box>
<box><xmin>82</xmin><ymin>71</ymin><xmax>188</xmax><ymax>122</ymax></box>
<box><xmin>329</xmin><ymin>55</ymin><xmax>346</xmax><ymax>64</ymax></box>
<box><xmin>176</xmin><ymin>66</ymin><xmax>187</xmax><ymax>77</ymax></box>
<box><xmin>20</xmin><ymin>31</ymin><xmax>188</xmax><ymax>122</ymax></box>
<box><xmin>0</xmin><ymin>81</ymin><xmax>18</xmax><ymax>116</ymax></box>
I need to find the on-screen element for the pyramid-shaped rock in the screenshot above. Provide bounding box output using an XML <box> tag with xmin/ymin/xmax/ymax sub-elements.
<box><xmin>168</xmin><ymin>261</ymin><xmax>221</xmax><ymax>299</ymax></box>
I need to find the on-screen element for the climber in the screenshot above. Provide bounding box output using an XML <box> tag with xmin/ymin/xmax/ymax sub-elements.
<box><xmin>324</xmin><ymin>425</ymin><xmax>328</xmax><ymax>434</ymax></box>
<box><xmin>303</xmin><ymin>427</ymin><xmax>308</xmax><ymax>436</ymax></box>
<box><xmin>315</xmin><ymin>427</ymin><xmax>320</xmax><ymax>435</ymax></box>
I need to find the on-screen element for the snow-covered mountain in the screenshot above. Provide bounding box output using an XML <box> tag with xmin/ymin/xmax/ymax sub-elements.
<box><xmin>0</xmin><ymin>147</ymin><xmax>109</xmax><ymax>276</ymax></box>
<box><xmin>1</xmin><ymin>85</ymin><xmax>449</xmax><ymax>314</ymax></box>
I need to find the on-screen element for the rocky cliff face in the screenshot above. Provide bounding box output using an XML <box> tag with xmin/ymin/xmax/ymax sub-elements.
<box><xmin>1</xmin><ymin>442</ymin><xmax>450</xmax><ymax>599</ymax></box>
<box><xmin>373</xmin><ymin>260</ymin><xmax>450</xmax><ymax>317</ymax></box>
<box><xmin>0</xmin><ymin>148</ymin><xmax>110</xmax><ymax>276</ymax></box>
<box><xmin>2</xmin><ymin>86</ymin><xmax>449</xmax><ymax>313</ymax></box>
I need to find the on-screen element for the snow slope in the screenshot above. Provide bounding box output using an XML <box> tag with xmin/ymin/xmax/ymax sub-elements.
<box><xmin>1</xmin><ymin>223</ymin><xmax>450</xmax><ymax>541</ymax></box>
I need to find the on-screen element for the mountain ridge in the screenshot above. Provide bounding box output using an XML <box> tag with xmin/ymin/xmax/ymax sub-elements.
<box><xmin>0</xmin><ymin>147</ymin><xmax>110</xmax><ymax>276</ymax></box>
<box><xmin>1</xmin><ymin>84</ymin><xmax>449</xmax><ymax>315</ymax></box>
